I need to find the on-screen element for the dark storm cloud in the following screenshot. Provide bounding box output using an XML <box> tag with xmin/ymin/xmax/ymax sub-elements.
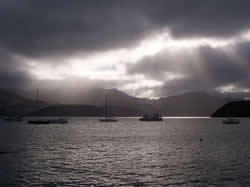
<box><xmin>1</xmin><ymin>0</ymin><xmax>250</xmax><ymax>96</ymax></box>
<box><xmin>198</xmin><ymin>46</ymin><xmax>247</xmax><ymax>84</ymax></box>
<box><xmin>1</xmin><ymin>0</ymin><xmax>250</xmax><ymax>57</ymax></box>
<box><xmin>145</xmin><ymin>0</ymin><xmax>250</xmax><ymax>38</ymax></box>
<box><xmin>0</xmin><ymin>0</ymin><xmax>153</xmax><ymax>57</ymax></box>
<box><xmin>127</xmin><ymin>41</ymin><xmax>250</xmax><ymax>96</ymax></box>
<box><xmin>128</xmin><ymin>46</ymin><xmax>247</xmax><ymax>85</ymax></box>
<box><xmin>0</xmin><ymin>49</ymin><xmax>32</xmax><ymax>88</ymax></box>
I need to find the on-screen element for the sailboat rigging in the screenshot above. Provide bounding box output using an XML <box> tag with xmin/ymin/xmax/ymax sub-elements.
<box><xmin>99</xmin><ymin>91</ymin><xmax>117</xmax><ymax>122</ymax></box>
<box><xmin>28</xmin><ymin>89</ymin><xmax>68</xmax><ymax>124</ymax></box>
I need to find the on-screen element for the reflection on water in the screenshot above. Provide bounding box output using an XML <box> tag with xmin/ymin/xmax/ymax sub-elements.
<box><xmin>1</xmin><ymin>118</ymin><xmax>250</xmax><ymax>186</ymax></box>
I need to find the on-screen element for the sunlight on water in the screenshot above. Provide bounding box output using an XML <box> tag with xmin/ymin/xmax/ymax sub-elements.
<box><xmin>1</xmin><ymin>118</ymin><xmax>250</xmax><ymax>186</ymax></box>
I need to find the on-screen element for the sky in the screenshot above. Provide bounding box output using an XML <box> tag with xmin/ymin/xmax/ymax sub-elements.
<box><xmin>1</xmin><ymin>0</ymin><xmax>250</xmax><ymax>98</ymax></box>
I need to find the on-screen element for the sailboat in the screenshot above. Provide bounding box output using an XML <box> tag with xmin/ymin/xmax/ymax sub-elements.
<box><xmin>28</xmin><ymin>89</ymin><xmax>50</xmax><ymax>124</ymax></box>
<box><xmin>99</xmin><ymin>92</ymin><xmax>117</xmax><ymax>122</ymax></box>
<box><xmin>222</xmin><ymin>117</ymin><xmax>240</xmax><ymax>124</ymax></box>
<box><xmin>28</xmin><ymin>89</ymin><xmax>68</xmax><ymax>124</ymax></box>
<box><xmin>222</xmin><ymin>109</ymin><xmax>240</xmax><ymax>125</ymax></box>
<box><xmin>139</xmin><ymin>114</ymin><xmax>163</xmax><ymax>121</ymax></box>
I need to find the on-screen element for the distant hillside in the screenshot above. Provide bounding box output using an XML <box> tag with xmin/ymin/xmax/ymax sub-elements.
<box><xmin>154</xmin><ymin>92</ymin><xmax>228</xmax><ymax>116</ymax></box>
<box><xmin>29</xmin><ymin>91</ymin><xmax>228</xmax><ymax>117</ymax></box>
<box><xmin>80</xmin><ymin>88</ymin><xmax>138</xmax><ymax>107</ymax></box>
<box><xmin>74</xmin><ymin>89</ymin><xmax>228</xmax><ymax>116</ymax></box>
<box><xmin>30</xmin><ymin>105</ymin><xmax>101</xmax><ymax>117</ymax></box>
<box><xmin>0</xmin><ymin>89</ymin><xmax>47</xmax><ymax>116</ymax></box>
<box><xmin>212</xmin><ymin>101</ymin><xmax>250</xmax><ymax>117</ymax></box>
<box><xmin>18</xmin><ymin>88</ymin><xmax>153</xmax><ymax>106</ymax></box>
<box><xmin>29</xmin><ymin>104</ymin><xmax>141</xmax><ymax>117</ymax></box>
<box><xmin>0</xmin><ymin>88</ymin><xmax>229</xmax><ymax>117</ymax></box>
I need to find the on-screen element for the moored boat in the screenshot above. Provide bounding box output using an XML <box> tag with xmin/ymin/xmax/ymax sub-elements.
<box><xmin>139</xmin><ymin>114</ymin><xmax>163</xmax><ymax>121</ymax></box>
<box><xmin>99</xmin><ymin>91</ymin><xmax>118</xmax><ymax>122</ymax></box>
<box><xmin>222</xmin><ymin>118</ymin><xmax>240</xmax><ymax>124</ymax></box>
<box><xmin>28</xmin><ymin>119</ymin><xmax>51</xmax><ymax>124</ymax></box>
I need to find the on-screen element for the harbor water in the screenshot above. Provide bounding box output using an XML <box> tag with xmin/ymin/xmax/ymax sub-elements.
<box><xmin>1</xmin><ymin>118</ymin><xmax>250</xmax><ymax>186</ymax></box>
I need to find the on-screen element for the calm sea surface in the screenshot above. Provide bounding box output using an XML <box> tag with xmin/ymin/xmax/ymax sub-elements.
<box><xmin>1</xmin><ymin>118</ymin><xmax>250</xmax><ymax>186</ymax></box>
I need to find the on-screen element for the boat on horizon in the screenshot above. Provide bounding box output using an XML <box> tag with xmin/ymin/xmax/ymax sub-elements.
<box><xmin>222</xmin><ymin>117</ymin><xmax>240</xmax><ymax>124</ymax></box>
<box><xmin>99</xmin><ymin>117</ymin><xmax>117</xmax><ymax>122</ymax></box>
<box><xmin>28</xmin><ymin>119</ymin><xmax>51</xmax><ymax>124</ymax></box>
<box><xmin>28</xmin><ymin>89</ymin><xmax>69</xmax><ymax>124</ymax></box>
<box><xmin>139</xmin><ymin>114</ymin><xmax>163</xmax><ymax>121</ymax></box>
<box><xmin>99</xmin><ymin>91</ymin><xmax>118</xmax><ymax>122</ymax></box>
<box><xmin>28</xmin><ymin>118</ymin><xmax>68</xmax><ymax>124</ymax></box>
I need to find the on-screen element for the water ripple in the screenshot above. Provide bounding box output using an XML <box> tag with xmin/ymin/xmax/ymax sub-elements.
<box><xmin>1</xmin><ymin>118</ymin><xmax>250</xmax><ymax>186</ymax></box>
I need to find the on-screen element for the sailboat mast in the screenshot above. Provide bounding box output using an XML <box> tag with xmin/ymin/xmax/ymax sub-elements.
<box><xmin>36</xmin><ymin>88</ymin><xmax>39</xmax><ymax>102</ymax></box>
<box><xmin>105</xmin><ymin>93</ymin><xmax>108</xmax><ymax>117</ymax></box>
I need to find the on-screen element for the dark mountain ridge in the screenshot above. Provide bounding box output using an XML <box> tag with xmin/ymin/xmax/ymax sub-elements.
<box><xmin>0</xmin><ymin>89</ymin><xmax>47</xmax><ymax>116</ymax></box>
<box><xmin>212</xmin><ymin>100</ymin><xmax>250</xmax><ymax>117</ymax></box>
<box><xmin>0</xmin><ymin>88</ymin><xmax>229</xmax><ymax>117</ymax></box>
<box><xmin>29</xmin><ymin>104</ymin><xmax>141</xmax><ymax>117</ymax></box>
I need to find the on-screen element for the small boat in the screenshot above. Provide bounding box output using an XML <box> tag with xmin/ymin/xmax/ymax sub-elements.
<box><xmin>48</xmin><ymin>118</ymin><xmax>68</xmax><ymax>124</ymax></box>
<box><xmin>222</xmin><ymin>118</ymin><xmax>240</xmax><ymax>124</ymax></box>
<box><xmin>139</xmin><ymin>114</ymin><xmax>163</xmax><ymax>121</ymax></box>
<box><xmin>28</xmin><ymin>119</ymin><xmax>51</xmax><ymax>124</ymax></box>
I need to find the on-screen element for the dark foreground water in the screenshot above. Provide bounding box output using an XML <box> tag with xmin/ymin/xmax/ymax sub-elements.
<box><xmin>1</xmin><ymin>118</ymin><xmax>250</xmax><ymax>186</ymax></box>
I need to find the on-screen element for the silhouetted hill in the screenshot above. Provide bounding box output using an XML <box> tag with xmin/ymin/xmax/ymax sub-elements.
<box><xmin>29</xmin><ymin>104</ymin><xmax>141</xmax><ymax>117</ymax></box>
<box><xmin>80</xmin><ymin>88</ymin><xmax>138</xmax><ymax>107</ymax></box>
<box><xmin>78</xmin><ymin>89</ymin><xmax>227</xmax><ymax>116</ymax></box>
<box><xmin>155</xmin><ymin>92</ymin><xmax>228</xmax><ymax>116</ymax></box>
<box><xmin>0</xmin><ymin>89</ymin><xmax>47</xmax><ymax>116</ymax></box>
<box><xmin>212</xmin><ymin>101</ymin><xmax>250</xmax><ymax>117</ymax></box>
<box><xmin>0</xmin><ymin>88</ymin><xmax>229</xmax><ymax>117</ymax></box>
<box><xmin>30</xmin><ymin>105</ymin><xmax>101</xmax><ymax>117</ymax></box>
<box><xmin>29</xmin><ymin>91</ymin><xmax>228</xmax><ymax>117</ymax></box>
<box><xmin>19</xmin><ymin>87</ymin><xmax>152</xmax><ymax>106</ymax></box>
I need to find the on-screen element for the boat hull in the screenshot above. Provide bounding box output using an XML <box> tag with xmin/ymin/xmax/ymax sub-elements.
<box><xmin>28</xmin><ymin>120</ymin><xmax>51</xmax><ymax>124</ymax></box>
<box><xmin>139</xmin><ymin>118</ymin><xmax>163</xmax><ymax>121</ymax></box>
<box><xmin>222</xmin><ymin>118</ymin><xmax>240</xmax><ymax>124</ymax></box>
<box><xmin>99</xmin><ymin>118</ymin><xmax>117</xmax><ymax>122</ymax></box>
<box><xmin>222</xmin><ymin>121</ymin><xmax>239</xmax><ymax>125</ymax></box>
